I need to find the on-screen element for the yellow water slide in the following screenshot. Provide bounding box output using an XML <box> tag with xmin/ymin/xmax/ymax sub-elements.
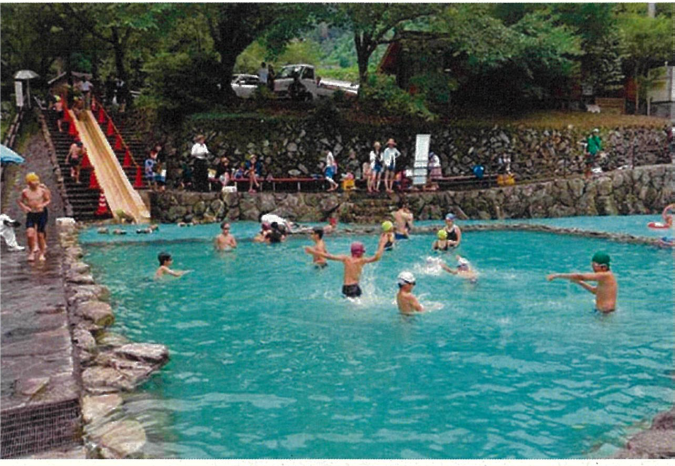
<box><xmin>69</xmin><ymin>110</ymin><xmax>150</xmax><ymax>223</ymax></box>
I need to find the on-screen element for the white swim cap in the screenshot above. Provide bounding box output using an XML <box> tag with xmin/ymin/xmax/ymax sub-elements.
<box><xmin>457</xmin><ymin>257</ymin><xmax>470</xmax><ymax>268</ymax></box>
<box><xmin>397</xmin><ymin>271</ymin><xmax>416</xmax><ymax>286</ymax></box>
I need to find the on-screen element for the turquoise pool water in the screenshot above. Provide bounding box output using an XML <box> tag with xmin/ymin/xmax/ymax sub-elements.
<box><xmin>82</xmin><ymin>217</ymin><xmax>674</xmax><ymax>459</ymax></box>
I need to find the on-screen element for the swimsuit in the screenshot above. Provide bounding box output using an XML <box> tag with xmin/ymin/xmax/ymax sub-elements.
<box><xmin>384</xmin><ymin>240</ymin><xmax>394</xmax><ymax>250</ymax></box>
<box><xmin>394</xmin><ymin>232</ymin><xmax>409</xmax><ymax>240</ymax></box>
<box><xmin>342</xmin><ymin>284</ymin><xmax>362</xmax><ymax>298</ymax></box>
<box><xmin>26</xmin><ymin>209</ymin><xmax>48</xmax><ymax>233</ymax></box>
<box><xmin>69</xmin><ymin>155</ymin><xmax>80</xmax><ymax>167</ymax></box>
<box><xmin>314</xmin><ymin>262</ymin><xmax>328</xmax><ymax>269</ymax></box>
<box><xmin>434</xmin><ymin>242</ymin><xmax>449</xmax><ymax>251</ymax></box>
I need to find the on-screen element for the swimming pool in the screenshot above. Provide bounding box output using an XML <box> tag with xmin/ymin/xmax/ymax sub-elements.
<box><xmin>82</xmin><ymin>217</ymin><xmax>674</xmax><ymax>459</ymax></box>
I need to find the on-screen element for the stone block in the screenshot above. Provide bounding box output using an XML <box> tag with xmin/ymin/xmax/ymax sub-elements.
<box><xmin>82</xmin><ymin>394</ymin><xmax>123</xmax><ymax>424</ymax></box>
<box><xmin>114</xmin><ymin>343</ymin><xmax>169</xmax><ymax>366</ymax></box>
<box><xmin>88</xmin><ymin>419</ymin><xmax>146</xmax><ymax>459</ymax></box>
<box><xmin>73</xmin><ymin>326</ymin><xmax>97</xmax><ymax>352</ymax></box>
<box><xmin>77</xmin><ymin>301</ymin><xmax>115</xmax><ymax>327</ymax></box>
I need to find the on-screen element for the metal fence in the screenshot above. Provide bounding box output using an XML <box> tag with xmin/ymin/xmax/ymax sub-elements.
<box><xmin>0</xmin><ymin>399</ymin><xmax>81</xmax><ymax>458</ymax></box>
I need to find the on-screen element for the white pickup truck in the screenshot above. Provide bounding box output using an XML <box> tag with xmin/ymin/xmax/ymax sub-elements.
<box><xmin>273</xmin><ymin>64</ymin><xmax>358</xmax><ymax>101</ymax></box>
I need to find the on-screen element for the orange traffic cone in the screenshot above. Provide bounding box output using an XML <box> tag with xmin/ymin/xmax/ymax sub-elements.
<box><xmin>134</xmin><ymin>166</ymin><xmax>144</xmax><ymax>188</ymax></box>
<box><xmin>123</xmin><ymin>149</ymin><xmax>132</xmax><ymax>167</ymax></box>
<box><xmin>68</xmin><ymin>120</ymin><xmax>78</xmax><ymax>137</ymax></box>
<box><xmin>114</xmin><ymin>134</ymin><xmax>123</xmax><ymax>151</ymax></box>
<box><xmin>81</xmin><ymin>150</ymin><xmax>91</xmax><ymax>169</ymax></box>
<box><xmin>98</xmin><ymin>106</ymin><xmax>106</xmax><ymax>123</ymax></box>
<box><xmin>89</xmin><ymin>170</ymin><xmax>100</xmax><ymax>190</ymax></box>
<box><xmin>95</xmin><ymin>191</ymin><xmax>110</xmax><ymax>216</ymax></box>
<box><xmin>106</xmin><ymin>119</ymin><xmax>114</xmax><ymax>136</ymax></box>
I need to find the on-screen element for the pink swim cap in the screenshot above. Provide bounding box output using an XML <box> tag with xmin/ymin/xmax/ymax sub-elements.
<box><xmin>351</xmin><ymin>242</ymin><xmax>365</xmax><ymax>256</ymax></box>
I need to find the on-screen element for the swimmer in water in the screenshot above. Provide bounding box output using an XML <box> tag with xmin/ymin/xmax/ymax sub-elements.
<box><xmin>214</xmin><ymin>221</ymin><xmax>237</xmax><ymax>250</ymax></box>
<box><xmin>304</xmin><ymin>227</ymin><xmax>328</xmax><ymax>267</ymax></box>
<box><xmin>396</xmin><ymin>271</ymin><xmax>423</xmax><ymax>314</ymax></box>
<box><xmin>381</xmin><ymin>221</ymin><xmax>395</xmax><ymax>250</ymax></box>
<box><xmin>547</xmin><ymin>251</ymin><xmax>617</xmax><ymax>313</ymax></box>
<box><xmin>305</xmin><ymin>235</ymin><xmax>387</xmax><ymax>298</ymax></box>
<box><xmin>154</xmin><ymin>251</ymin><xmax>191</xmax><ymax>279</ymax></box>
<box><xmin>432</xmin><ymin>229</ymin><xmax>450</xmax><ymax>251</ymax></box>
<box><xmin>253</xmin><ymin>222</ymin><xmax>271</xmax><ymax>243</ymax></box>
<box><xmin>393</xmin><ymin>200</ymin><xmax>413</xmax><ymax>239</ymax></box>
<box><xmin>441</xmin><ymin>255</ymin><xmax>477</xmax><ymax>283</ymax></box>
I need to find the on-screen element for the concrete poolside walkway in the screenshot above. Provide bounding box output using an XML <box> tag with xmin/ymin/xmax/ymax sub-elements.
<box><xmin>1</xmin><ymin>134</ymin><xmax>84</xmax><ymax>458</ymax></box>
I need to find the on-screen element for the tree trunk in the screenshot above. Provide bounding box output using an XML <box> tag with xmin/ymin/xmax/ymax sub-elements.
<box><xmin>217</xmin><ymin>49</ymin><xmax>238</xmax><ymax>102</ymax></box>
<box><xmin>355</xmin><ymin>34</ymin><xmax>374</xmax><ymax>92</ymax></box>
<box><xmin>111</xmin><ymin>28</ymin><xmax>127</xmax><ymax>82</ymax></box>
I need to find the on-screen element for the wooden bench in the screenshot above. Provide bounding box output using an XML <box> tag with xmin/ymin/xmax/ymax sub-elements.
<box><xmin>434</xmin><ymin>174</ymin><xmax>499</xmax><ymax>190</ymax></box>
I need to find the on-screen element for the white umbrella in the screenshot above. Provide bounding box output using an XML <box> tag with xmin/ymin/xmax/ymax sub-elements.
<box><xmin>14</xmin><ymin>70</ymin><xmax>39</xmax><ymax>80</ymax></box>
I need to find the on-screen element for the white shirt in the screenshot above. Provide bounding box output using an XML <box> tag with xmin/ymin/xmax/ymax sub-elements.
<box><xmin>261</xmin><ymin>214</ymin><xmax>290</xmax><ymax>231</ymax></box>
<box><xmin>81</xmin><ymin>80</ymin><xmax>92</xmax><ymax>92</ymax></box>
<box><xmin>383</xmin><ymin>147</ymin><xmax>400</xmax><ymax>167</ymax></box>
<box><xmin>326</xmin><ymin>152</ymin><xmax>336</xmax><ymax>169</ymax></box>
<box><xmin>429</xmin><ymin>154</ymin><xmax>440</xmax><ymax>168</ymax></box>
<box><xmin>191</xmin><ymin>142</ymin><xmax>209</xmax><ymax>160</ymax></box>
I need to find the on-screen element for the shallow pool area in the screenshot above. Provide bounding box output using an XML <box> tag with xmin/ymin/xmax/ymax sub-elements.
<box><xmin>82</xmin><ymin>216</ymin><xmax>674</xmax><ymax>459</ymax></box>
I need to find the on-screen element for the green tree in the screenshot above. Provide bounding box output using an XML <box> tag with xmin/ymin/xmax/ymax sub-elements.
<box><xmin>63</xmin><ymin>3</ymin><xmax>178</xmax><ymax>83</ymax></box>
<box><xmin>334</xmin><ymin>4</ymin><xmax>438</xmax><ymax>87</ymax></box>
<box><xmin>618</xmin><ymin>12</ymin><xmax>673</xmax><ymax>111</ymax></box>
<box><xmin>202</xmin><ymin>3</ymin><xmax>319</xmax><ymax>100</ymax></box>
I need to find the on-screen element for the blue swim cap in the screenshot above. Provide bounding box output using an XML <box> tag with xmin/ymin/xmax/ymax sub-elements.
<box><xmin>445</xmin><ymin>213</ymin><xmax>455</xmax><ymax>221</ymax></box>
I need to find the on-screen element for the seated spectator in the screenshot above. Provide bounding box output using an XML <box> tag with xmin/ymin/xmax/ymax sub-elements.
<box><xmin>214</xmin><ymin>156</ymin><xmax>231</xmax><ymax>189</ymax></box>
<box><xmin>345</xmin><ymin>149</ymin><xmax>361</xmax><ymax>179</ymax></box>
<box><xmin>233</xmin><ymin>163</ymin><xmax>246</xmax><ymax>180</ymax></box>
<box><xmin>428</xmin><ymin>152</ymin><xmax>442</xmax><ymax>179</ymax></box>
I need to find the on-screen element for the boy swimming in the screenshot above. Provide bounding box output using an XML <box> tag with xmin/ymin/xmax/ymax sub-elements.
<box><xmin>154</xmin><ymin>252</ymin><xmax>191</xmax><ymax>279</ymax></box>
<box><xmin>396</xmin><ymin>271</ymin><xmax>424</xmax><ymax>314</ymax></box>
<box><xmin>441</xmin><ymin>255</ymin><xmax>477</xmax><ymax>283</ymax></box>
<box><xmin>305</xmin><ymin>227</ymin><xmax>328</xmax><ymax>267</ymax></box>
<box><xmin>381</xmin><ymin>221</ymin><xmax>395</xmax><ymax>250</ymax></box>
<box><xmin>547</xmin><ymin>251</ymin><xmax>617</xmax><ymax>313</ymax></box>
<box><xmin>305</xmin><ymin>235</ymin><xmax>387</xmax><ymax>298</ymax></box>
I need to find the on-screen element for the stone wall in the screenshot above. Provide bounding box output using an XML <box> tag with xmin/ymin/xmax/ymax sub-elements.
<box><xmin>171</xmin><ymin>114</ymin><xmax>671</xmax><ymax>183</ymax></box>
<box><xmin>150</xmin><ymin>164</ymin><xmax>675</xmax><ymax>224</ymax></box>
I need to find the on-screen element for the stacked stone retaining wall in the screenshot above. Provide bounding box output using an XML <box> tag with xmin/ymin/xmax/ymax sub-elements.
<box><xmin>159</xmin><ymin>116</ymin><xmax>672</xmax><ymax>183</ymax></box>
<box><xmin>150</xmin><ymin>164</ymin><xmax>675</xmax><ymax>224</ymax></box>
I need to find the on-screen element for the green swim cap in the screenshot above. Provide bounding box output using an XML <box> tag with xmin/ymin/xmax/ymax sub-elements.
<box><xmin>382</xmin><ymin>221</ymin><xmax>394</xmax><ymax>232</ymax></box>
<box><xmin>437</xmin><ymin>229</ymin><xmax>448</xmax><ymax>240</ymax></box>
<box><xmin>592</xmin><ymin>251</ymin><xmax>610</xmax><ymax>266</ymax></box>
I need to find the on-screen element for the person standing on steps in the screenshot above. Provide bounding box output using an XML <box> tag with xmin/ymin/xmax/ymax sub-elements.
<box><xmin>325</xmin><ymin>149</ymin><xmax>339</xmax><ymax>192</ymax></box>
<box><xmin>383</xmin><ymin>138</ymin><xmax>401</xmax><ymax>193</ymax></box>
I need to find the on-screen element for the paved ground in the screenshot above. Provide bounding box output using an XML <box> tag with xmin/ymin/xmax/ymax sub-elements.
<box><xmin>1</xmin><ymin>132</ymin><xmax>81</xmax><ymax>457</ymax></box>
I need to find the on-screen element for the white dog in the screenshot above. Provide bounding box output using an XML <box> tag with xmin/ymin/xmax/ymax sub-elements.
<box><xmin>0</xmin><ymin>214</ymin><xmax>25</xmax><ymax>251</ymax></box>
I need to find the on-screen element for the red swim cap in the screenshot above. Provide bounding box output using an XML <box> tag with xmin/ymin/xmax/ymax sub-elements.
<box><xmin>351</xmin><ymin>242</ymin><xmax>365</xmax><ymax>256</ymax></box>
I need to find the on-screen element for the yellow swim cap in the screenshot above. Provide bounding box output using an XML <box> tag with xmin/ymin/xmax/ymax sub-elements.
<box><xmin>382</xmin><ymin>221</ymin><xmax>394</xmax><ymax>232</ymax></box>
<box><xmin>25</xmin><ymin>172</ymin><xmax>40</xmax><ymax>183</ymax></box>
<box><xmin>437</xmin><ymin>229</ymin><xmax>448</xmax><ymax>240</ymax></box>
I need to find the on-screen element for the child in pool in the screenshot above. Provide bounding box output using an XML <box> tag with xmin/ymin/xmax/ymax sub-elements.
<box><xmin>396</xmin><ymin>271</ymin><xmax>424</xmax><ymax>314</ymax></box>
<box><xmin>155</xmin><ymin>252</ymin><xmax>191</xmax><ymax>279</ymax></box>
<box><xmin>214</xmin><ymin>221</ymin><xmax>237</xmax><ymax>250</ymax></box>
<box><xmin>547</xmin><ymin>251</ymin><xmax>617</xmax><ymax>313</ymax></box>
<box><xmin>432</xmin><ymin>229</ymin><xmax>450</xmax><ymax>251</ymax></box>
<box><xmin>441</xmin><ymin>255</ymin><xmax>477</xmax><ymax>283</ymax></box>
<box><xmin>304</xmin><ymin>227</ymin><xmax>328</xmax><ymax>267</ymax></box>
<box><xmin>381</xmin><ymin>221</ymin><xmax>395</xmax><ymax>250</ymax></box>
<box><xmin>305</xmin><ymin>236</ymin><xmax>387</xmax><ymax>298</ymax></box>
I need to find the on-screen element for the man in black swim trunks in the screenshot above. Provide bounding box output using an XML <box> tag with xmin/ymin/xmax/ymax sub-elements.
<box><xmin>17</xmin><ymin>173</ymin><xmax>51</xmax><ymax>262</ymax></box>
<box><xmin>305</xmin><ymin>235</ymin><xmax>387</xmax><ymax>298</ymax></box>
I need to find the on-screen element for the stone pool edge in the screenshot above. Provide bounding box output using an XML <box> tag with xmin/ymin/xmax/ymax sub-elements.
<box><xmin>58</xmin><ymin>221</ymin><xmax>170</xmax><ymax>459</ymax></box>
<box><xmin>72</xmin><ymin>220</ymin><xmax>674</xmax><ymax>459</ymax></box>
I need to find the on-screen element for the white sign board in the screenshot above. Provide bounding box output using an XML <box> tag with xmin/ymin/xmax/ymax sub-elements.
<box><xmin>412</xmin><ymin>134</ymin><xmax>430</xmax><ymax>185</ymax></box>
<box><xmin>14</xmin><ymin>81</ymin><xmax>23</xmax><ymax>107</ymax></box>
